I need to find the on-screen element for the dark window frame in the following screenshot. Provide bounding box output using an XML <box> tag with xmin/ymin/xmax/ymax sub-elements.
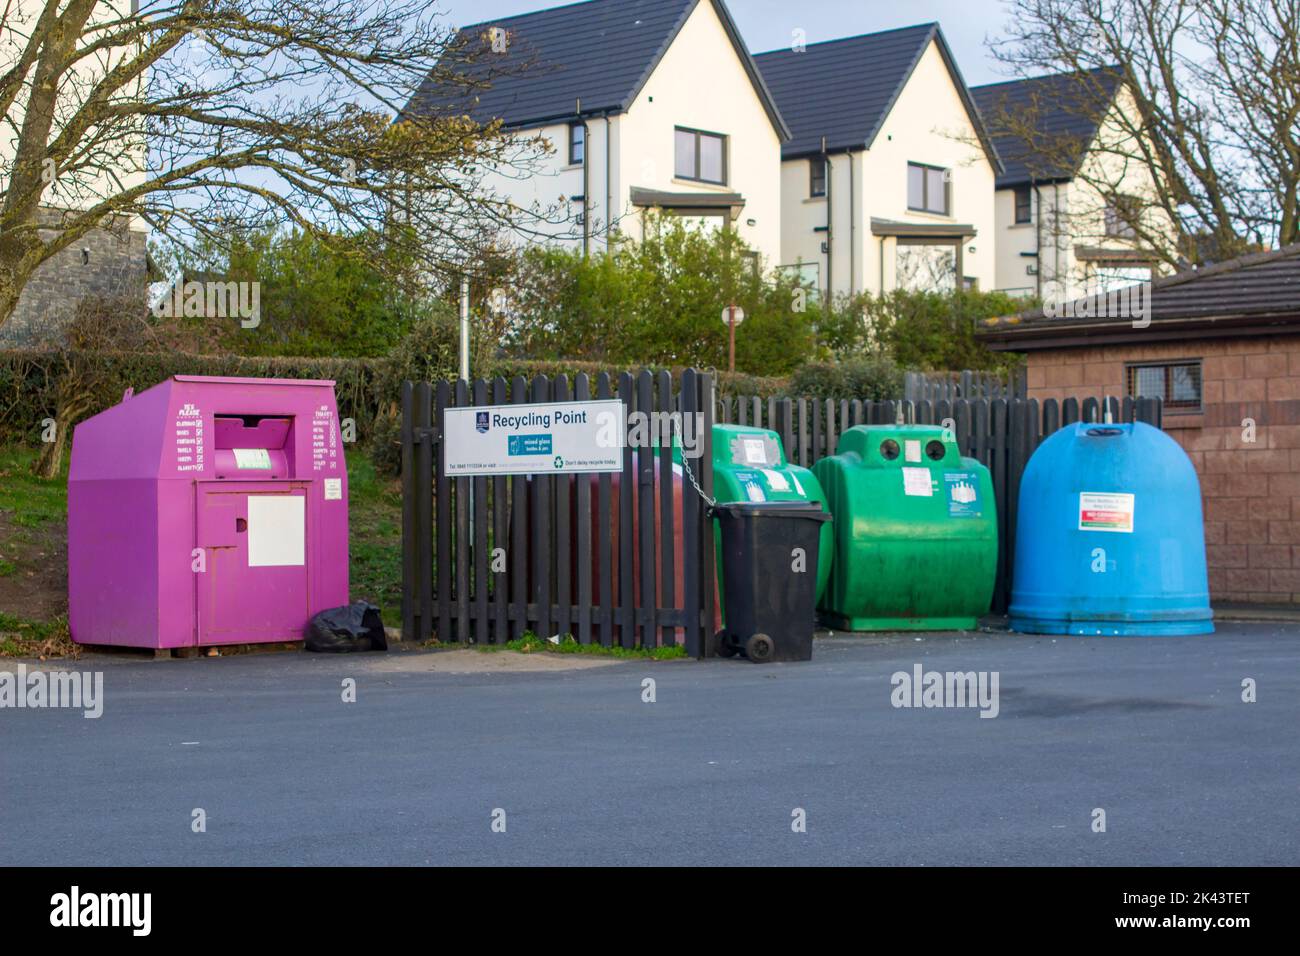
<box><xmin>907</xmin><ymin>161</ymin><xmax>950</xmax><ymax>216</ymax></box>
<box><xmin>674</xmin><ymin>126</ymin><xmax>728</xmax><ymax>186</ymax></box>
<box><xmin>1014</xmin><ymin>185</ymin><xmax>1032</xmax><ymax>224</ymax></box>
<box><xmin>568</xmin><ymin>122</ymin><xmax>585</xmax><ymax>166</ymax></box>
<box><xmin>1104</xmin><ymin>194</ymin><xmax>1140</xmax><ymax>238</ymax></box>
<box><xmin>810</xmin><ymin>158</ymin><xmax>827</xmax><ymax>198</ymax></box>
<box><xmin>1125</xmin><ymin>359</ymin><xmax>1203</xmax><ymax>414</ymax></box>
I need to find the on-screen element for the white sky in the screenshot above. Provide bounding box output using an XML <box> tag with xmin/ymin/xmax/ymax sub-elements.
<box><xmin>430</xmin><ymin>0</ymin><xmax>1014</xmax><ymax>86</ymax></box>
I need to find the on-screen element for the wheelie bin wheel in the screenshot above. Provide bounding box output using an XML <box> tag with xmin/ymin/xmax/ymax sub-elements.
<box><xmin>715</xmin><ymin>629</ymin><xmax>738</xmax><ymax>658</ymax></box>
<box><xmin>744</xmin><ymin>633</ymin><xmax>775</xmax><ymax>663</ymax></box>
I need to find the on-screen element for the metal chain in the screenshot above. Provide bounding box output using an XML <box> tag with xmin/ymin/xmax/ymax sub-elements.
<box><xmin>672</xmin><ymin>414</ymin><xmax>716</xmax><ymax>509</ymax></box>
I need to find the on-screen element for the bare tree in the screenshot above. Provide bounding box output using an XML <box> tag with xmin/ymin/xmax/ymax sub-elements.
<box><xmin>0</xmin><ymin>0</ymin><xmax>559</xmax><ymax>328</ymax></box>
<box><xmin>991</xmin><ymin>0</ymin><xmax>1300</xmax><ymax>265</ymax></box>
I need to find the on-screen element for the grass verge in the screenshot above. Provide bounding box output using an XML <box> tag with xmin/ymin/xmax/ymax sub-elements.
<box><xmin>475</xmin><ymin>631</ymin><xmax>688</xmax><ymax>660</ymax></box>
<box><xmin>0</xmin><ymin>613</ymin><xmax>79</xmax><ymax>659</ymax></box>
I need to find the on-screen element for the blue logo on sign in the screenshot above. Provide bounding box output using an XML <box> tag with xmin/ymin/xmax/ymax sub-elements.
<box><xmin>508</xmin><ymin>434</ymin><xmax>553</xmax><ymax>456</ymax></box>
<box><xmin>945</xmin><ymin>472</ymin><xmax>981</xmax><ymax>517</ymax></box>
<box><xmin>475</xmin><ymin>411</ymin><xmax>490</xmax><ymax>434</ymax></box>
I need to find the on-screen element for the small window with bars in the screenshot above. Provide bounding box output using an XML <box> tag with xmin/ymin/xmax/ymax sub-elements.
<box><xmin>1126</xmin><ymin>361</ymin><xmax>1202</xmax><ymax>413</ymax></box>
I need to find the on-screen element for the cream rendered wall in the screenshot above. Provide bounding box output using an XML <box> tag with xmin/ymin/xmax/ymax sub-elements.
<box><xmin>1</xmin><ymin>0</ymin><xmax>146</xmax><ymax>217</ymax></box>
<box><xmin>1065</xmin><ymin>89</ymin><xmax>1176</xmax><ymax>292</ymax></box>
<box><xmin>777</xmin><ymin>38</ymin><xmax>996</xmax><ymax>299</ymax></box>
<box><xmin>473</xmin><ymin>117</ymin><xmax>614</xmax><ymax>254</ymax></box>
<box><xmin>615</xmin><ymin>0</ymin><xmax>782</xmax><ymax>265</ymax></box>
<box><xmin>858</xmin><ymin>39</ymin><xmax>996</xmax><ymax>296</ymax></box>
<box><xmin>991</xmin><ymin>187</ymin><xmax>1037</xmax><ymax>297</ymax></box>
<box><xmin>777</xmin><ymin>150</ymin><xmax>858</xmax><ymax>299</ymax></box>
<box><xmin>989</xmin><ymin>87</ymin><xmax>1176</xmax><ymax>303</ymax></box>
<box><xmin>470</xmin><ymin>1</ymin><xmax>780</xmax><ymax>263</ymax></box>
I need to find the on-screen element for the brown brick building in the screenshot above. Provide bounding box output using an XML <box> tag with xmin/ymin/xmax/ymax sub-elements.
<box><xmin>980</xmin><ymin>244</ymin><xmax>1300</xmax><ymax>605</ymax></box>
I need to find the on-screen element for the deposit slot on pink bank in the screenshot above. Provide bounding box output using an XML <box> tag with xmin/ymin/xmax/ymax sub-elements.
<box><xmin>67</xmin><ymin>375</ymin><xmax>349</xmax><ymax>649</ymax></box>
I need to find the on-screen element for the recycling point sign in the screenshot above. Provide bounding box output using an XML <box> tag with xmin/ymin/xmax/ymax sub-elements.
<box><xmin>443</xmin><ymin>400</ymin><xmax>626</xmax><ymax>476</ymax></box>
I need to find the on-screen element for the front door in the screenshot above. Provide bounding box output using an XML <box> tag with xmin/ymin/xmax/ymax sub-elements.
<box><xmin>195</xmin><ymin>482</ymin><xmax>310</xmax><ymax>644</ymax></box>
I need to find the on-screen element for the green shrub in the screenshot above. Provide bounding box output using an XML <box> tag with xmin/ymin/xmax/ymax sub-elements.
<box><xmin>159</xmin><ymin>225</ymin><xmax>437</xmax><ymax>358</ymax></box>
<box><xmin>502</xmin><ymin>216</ymin><xmax>817</xmax><ymax>376</ymax></box>
<box><xmin>787</xmin><ymin>355</ymin><xmax>904</xmax><ymax>401</ymax></box>
<box><xmin>867</xmin><ymin>289</ymin><xmax>1028</xmax><ymax>371</ymax></box>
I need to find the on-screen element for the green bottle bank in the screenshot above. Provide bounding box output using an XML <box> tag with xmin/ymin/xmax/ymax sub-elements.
<box><xmin>813</xmin><ymin>425</ymin><xmax>997</xmax><ymax>630</ymax></box>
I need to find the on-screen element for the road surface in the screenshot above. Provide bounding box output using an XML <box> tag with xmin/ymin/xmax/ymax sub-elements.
<box><xmin>3</xmin><ymin>624</ymin><xmax>1297</xmax><ymax>865</ymax></box>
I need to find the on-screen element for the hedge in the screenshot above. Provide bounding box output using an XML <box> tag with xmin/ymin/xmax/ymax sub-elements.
<box><xmin>0</xmin><ymin>348</ymin><xmax>797</xmax><ymax>474</ymax></box>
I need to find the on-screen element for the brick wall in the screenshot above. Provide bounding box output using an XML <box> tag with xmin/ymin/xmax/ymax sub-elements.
<box><xmin>1025</xmin><ymin>335</ymin><xmax>1300</xmax><ymax>604</ymax></box>
<box><xmin>0</xmin><ymin>209</ymin><xmax>147</xmax><ymax>349</ymax></box>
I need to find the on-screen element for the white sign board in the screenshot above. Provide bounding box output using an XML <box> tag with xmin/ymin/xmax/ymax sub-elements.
<box><xmin>443</xmin><ymin>400</ymin><xmax>626</xmax><ymax>476</ymax></box>
<box><xmin>247</xmin><ymin>495</ymin><xmax>305</xmax><ymax>567</ymax></box>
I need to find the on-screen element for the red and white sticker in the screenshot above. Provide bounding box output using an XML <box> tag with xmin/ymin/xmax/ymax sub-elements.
<box><xmin>1078</xmin><ymin>492</ymin><xmax>1134</xmax><ymax>533</ymax></box>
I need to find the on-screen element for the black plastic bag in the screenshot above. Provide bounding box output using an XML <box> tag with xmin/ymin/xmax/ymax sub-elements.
<box><xmin>306</xmin><ymin>602</ymin><xmax>388</xmax><ymax>653</ymax></box>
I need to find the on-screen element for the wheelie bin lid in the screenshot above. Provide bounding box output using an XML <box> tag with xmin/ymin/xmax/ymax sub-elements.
<box><xmin>709</xmin><ymin>501</ymin><xmax>832</xmax><ymax>522</ymax></box>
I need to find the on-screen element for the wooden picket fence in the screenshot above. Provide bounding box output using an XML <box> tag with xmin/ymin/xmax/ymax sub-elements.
<box><xmin>401</xmin><ymin>369</ymin><xmax>717</xmax><ymax>657</ymax></box>
<box><xmin>718</xmin><ymin>392</ymin><xmax>1164</xmax><ymax>613</ymax></box>
<box><xmin>903</xmin><ymin>368</ymin><xmax>1027</xmax><ymax>402</ymax></box>
<box><xmin>402</xmin><ymin>367</ymin><xmax>1164</xmax><ymax>645</ymax></box>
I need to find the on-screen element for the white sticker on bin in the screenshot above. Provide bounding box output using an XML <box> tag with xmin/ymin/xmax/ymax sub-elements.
<box><xmin>904</xmin><ymin>439</ymin><xmax>922</xmax><ymax>463</ymax></box>
<box><xmin>233</xmin><ymin>448</ymin><xmax>271</xmax><ymax>470</ymax></box>
<box><xmin>324</xmin><ymin>478</ymin><xmax>342</xmax><ymax>501</ymax></box>
<box><xmin>760</xmin><ymin>468</ymin><xmax>790</xmax><ymax>492</ymax></box>
<box><xmin>247</xmin><ymin>495</ymin><xmax>305</xmax><ymax>567</ymax></box>
<box><xmin>743</xmin><ymin>439</ymin><xmax>767</xmax><ymax>465</ymax></box>
<box><xmin>902</xmin><ymin>466</ymin><xmax>933</xmax><ymax>497</ymax></box>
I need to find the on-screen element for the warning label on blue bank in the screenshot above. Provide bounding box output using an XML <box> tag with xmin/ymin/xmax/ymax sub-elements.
<box><xmin>508</xmin><ymin>434</ymin><xmax>553</xmax><ymax>456</ymax></box>
<box><xmin>945</xmin><ymin>472</ymin><xmax>981</xmax><ymax>517</ymax></box>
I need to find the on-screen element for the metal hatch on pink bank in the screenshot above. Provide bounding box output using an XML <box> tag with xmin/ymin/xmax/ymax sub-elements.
<box><xmin>67</xmin><ymin>375</ymin><xmax>349</xmax><ymax>649</ymax></box>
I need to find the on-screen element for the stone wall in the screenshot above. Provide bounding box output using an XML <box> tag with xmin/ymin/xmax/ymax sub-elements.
<box><xmin>0</xmin><ymin>209</ymin><xmax>147</xmax><ymax>349</ymax></box>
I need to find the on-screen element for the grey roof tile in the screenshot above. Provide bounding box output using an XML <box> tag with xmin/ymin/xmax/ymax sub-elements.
<box><xmin>401</xmin><ymin>0</ymin><xmax>787</xmax><ymax>138</ymax></box>
<box><xmin>753</xmin><ymin>23</ymin><xmax>999</xmax><ymax>168</ymax></box>
<box><xmin>971</xmin><ymin>69</ymin><xmax>1122</xmax><ymax>189</ymax></box>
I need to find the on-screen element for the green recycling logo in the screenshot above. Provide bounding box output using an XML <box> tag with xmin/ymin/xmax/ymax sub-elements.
<box><xmin>553</xmin><ymin>455</ymin><xmax>565</xmax><ymax>469</ymax></box>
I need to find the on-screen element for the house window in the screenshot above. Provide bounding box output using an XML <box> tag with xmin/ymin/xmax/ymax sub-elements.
<box><xmin>1014</xmin><ymin>186</ymin><xmax>1032</xmax><ymax>224</ymax></box>
<box><xmin>907</xmin><ymin>162</ymin><xmax>949</xmax><ymax>215</ymax></box>
<box><xmin>1104</xmin><ymin>195</ymin><xmax>1139</xmax><ymax>238</ymax></box>
<box><xmin>1126</xmin><ymin>361</ymin><xmax>1202</xmax><ymax>413</ymax></box>
<box><xmin>1090</xmin><ymin>262</ymin><xmax>1152</xmax><ymax>294</ymax></box>
<box><xmin>569</xmin><ymin>122</ymin><xmax>585</xmax><ymax>166</ymax></box>
<box><xmin>810</xmin><ymin>159</ymin><xmax>826</xmax><ymax>198</ymax></box>
<box><xmin>675</xmin><ymin>127</ymin><xmax>727</xmax><ymax>185</ymax></box>
<box><xmin>896</xmin><ymin>242</ymin><xmax>957</xmax><ymax>293</ymax></box>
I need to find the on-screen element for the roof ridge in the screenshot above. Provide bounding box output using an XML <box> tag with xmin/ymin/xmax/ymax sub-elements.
<box><xmin>971</xmin><ymin>65</ymin><xmax>1121</xmax><ymax>93</ymax></box>
<box><xmin>453</xmin><ymin>0</ymin><xmax>622</xmax><ymax>36</ymax></box>
<box><xmin>1152</xmin><ymin>242</ymin><xmax>1300</xmax><ymax>291</ymax></box>
<box><xmin>752</xmin><ymin>21</ymin><xmax>937</xmax><ymax>58</ymax></box>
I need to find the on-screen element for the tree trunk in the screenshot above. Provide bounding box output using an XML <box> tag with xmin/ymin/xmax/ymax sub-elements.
<box><xmin>32</xmin><ymin>416</ymin><xmax>70</xmax><ymax>479</ymax></box>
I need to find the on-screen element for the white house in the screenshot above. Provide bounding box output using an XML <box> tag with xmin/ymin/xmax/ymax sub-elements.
<box><xmin>402</xmin><ymin>0</ymin><xmax>789</xmax><ymax>266</ymax></box>
<box><xmin>753</xmin><ymin>23</ymin><xmax>1002</xmax><ymax>300</ymax></box>
<box><xmin>972</xmin><ymin>69</ymin><xmax>1175</xmax><ymax>303</ymax></box>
